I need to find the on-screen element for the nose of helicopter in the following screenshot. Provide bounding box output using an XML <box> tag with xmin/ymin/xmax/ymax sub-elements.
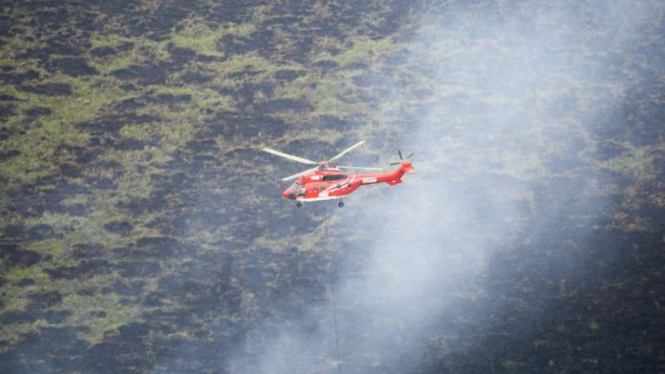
<box><xmin>282</xmin><ymin>189</ymin><xmax>294</xmax><ymax>199</ymax></box>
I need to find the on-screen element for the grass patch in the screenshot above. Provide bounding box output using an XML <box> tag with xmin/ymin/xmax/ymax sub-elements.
<box><xmin>120</xmin><ymin>125</ymin><xmax>153</xmax><ymax>142</ymax></box>
<box><xmin>90</xmin><ymin>34</ymin><xmax>170</xmax><ymax>73</ymax></box>
<box><xmin>93</xmin><ymin>52</ymin><xmax>141</xmax><ymax>73</ymax></box>
<box><xmin>0</xmin><ymin>288</ymin><xmax>31</xmax><ymax>311</ymax></box>
<box><xmin>599</xmin><ymin>145</ymin><xmax>656</xmax><ymax>182</ymax></box>
<box><xmin>172</xmin><ymin>18</ymin><xmax>224</xmax><ymax>57</ymax></box>
<box><xmin>97</xmin><ymin>149</ymin><xmax>157</xmax><ymax>200</ymax></box>
<box><xmin>272</xmin><ymin>71</ymin><xmax>368</xmax><ymax>120</ymax></box>
<box><xmin>171</xmin><ymin>17</ymin><xmax>257</xmax><ymax>57</ymax></box>
<box><xmin>58</xmin><ymin>292</ymin><xmax>143</xmax><ymax>345</ymax></box>
<box><xmin>155</xmin><ymin>85</ymin><xmax>235</xmax><ymax>111</ymax></box>
<box><xmin>210</xmin><ymin>52</ymin><xmax>292</xmax><ymax>87</ymax></box>
<box><xmin>0</xmin><ymin>21</ymin><xmax>45</xmax><ymax>71</ymax></box>
<box><xmin>318</xmin><ymin>36</ymin><xmax>394</xmax><ymax>67</ymax></box>
<box><xmin>90</xmin><ymin>33</ymin><xmax>133</xmax><ymax>50</ymax></box>
<box><xmin>0</xmin><ymin>320</ymin><xmax>48</xmax><ymax>346</ymax></box>
<box><xmin>0</xmin><ymin>77</ymin><xmax>133</xmax><ymax>185</ymax></box>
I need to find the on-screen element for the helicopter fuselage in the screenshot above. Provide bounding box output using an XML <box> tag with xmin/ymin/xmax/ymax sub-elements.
<box><xmin>282</xmin><ymin>160</ymin><xmax>413</xmax><ymax>202</ymax></box>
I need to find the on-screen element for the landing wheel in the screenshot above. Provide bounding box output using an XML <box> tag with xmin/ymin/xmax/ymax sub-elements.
<box><xmin>338</xmin><ymin>201</ymin><xmax>344</xmax><ymax>208</ymax></box>
<box><xmin>296</xmin><ymin>202</ymin><xmax>303</xmax><ymax>208</ymax></box>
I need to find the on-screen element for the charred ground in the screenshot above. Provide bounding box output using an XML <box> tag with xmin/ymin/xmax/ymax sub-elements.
<box><xmin>1</xmin><ymin>1</ymin><xmax>665</xmax><ymax>374</ymax></box>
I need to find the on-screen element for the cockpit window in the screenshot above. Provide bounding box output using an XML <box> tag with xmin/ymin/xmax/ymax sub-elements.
<box><xmin>288</xmin><ymin>182</ymin><xmax>306</xmax><ymax>195</ymax></box>
<box><xmin>322</xmin><ymin>174</ymin><xmax>347</xmax><ymax>181</ymax></box>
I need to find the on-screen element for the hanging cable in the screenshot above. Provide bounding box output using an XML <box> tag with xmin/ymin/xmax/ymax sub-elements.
<box><xmin>288</xmin><ymin>204</ymin><xmax>344</xmax><ymax>374</ymax></box>
<box><xmin>325</xmin><ymin>204</ymin><xmax>343</xmax><ymax>374</ymax></box>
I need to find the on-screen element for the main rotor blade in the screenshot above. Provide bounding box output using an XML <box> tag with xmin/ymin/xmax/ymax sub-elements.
<box><xmin>399</xmin><ymin>150</ymin><xmax>403</xmax><ymax>160</ymax></box>
<box><xmin>262</xmin><ymin>148</ymin><xmax>317</xmax><ymax>165</ymax></box>
<box><xmin>337</xmin><ymin>165</ymin><xmax>384</xmax><ymax>170</ymax></box>
<box><xmin>390</xmin><ymin>162</ymin><xmax>401</xmax><ymax>165</ymax></box>
<box><xmin>281</xmin><ymin>166</ymin><xmax>319</xmax><ymax>181</ymax></box>
<box><xmin>327</xmin><ymin>140</ymin><xmax>365</xmax><ymax>163</ymax></box>
<box><xmin>406</xmin><ymin>152</ymin><xmax>414</xmax><ymax>159</ymax></box>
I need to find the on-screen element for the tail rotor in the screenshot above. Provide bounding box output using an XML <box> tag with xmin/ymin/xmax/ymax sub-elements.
<box><xmin>390</xmin><ymin>150</ymin><xmax>414</xmax><ymax>165</ymax></box>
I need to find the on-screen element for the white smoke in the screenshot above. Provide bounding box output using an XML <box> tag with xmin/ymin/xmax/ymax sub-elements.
<box><xmin>227</xmin><ymin>1</ymin><xmax>663</xmax><ymax>373</ymax></box>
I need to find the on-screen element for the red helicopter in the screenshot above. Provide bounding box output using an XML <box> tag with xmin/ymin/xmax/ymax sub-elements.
<box><xmin>262</xmin><ymin>141</ymin><xmax>414</xmax><ymax>207</ymax></box>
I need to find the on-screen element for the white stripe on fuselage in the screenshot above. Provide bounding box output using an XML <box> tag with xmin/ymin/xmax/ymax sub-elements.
<box><xmin>296</xmin><ymin>196</ymin><xmax>340</xmax><ymax>202</ymax></box>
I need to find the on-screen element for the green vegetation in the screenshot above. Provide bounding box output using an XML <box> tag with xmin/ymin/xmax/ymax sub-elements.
<box><xmin>0</xmin><ymin>77</ymin><xmax>135</xmax><ymax>185</ymax></box>
<box><xmin>59</xmin><ymin>292</ymin><xmax>144</xmax><ymax>344</ymax></box>
<box><xmin>173</xmin><ymin>19</ymin><xmax>227</xmax><ymax>56</ymax></box>
<box><xmin>322</xmin><ymin>36</ymin><xmax>395</xmax><ymax>66</ymax></box>
<box><xmin>0</xmin><ymin>2</ymin><xmax>663</xmax><ymax>373</ymax></box>
<box><xmin>599</xmin><ymin>145</ymin><xmax>657</xmax><ymax>182</ymax></box>
<box><xmin>90</xmin><ymin>36</ymin><xmax>171</xmax><ymax>73</ymax></box>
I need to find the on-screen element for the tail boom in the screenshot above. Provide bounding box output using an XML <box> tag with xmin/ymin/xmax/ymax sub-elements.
<box><xmin>360</xmin><ymin>160</ymin><xmax>413</xmax><ymax>187</ymax></box>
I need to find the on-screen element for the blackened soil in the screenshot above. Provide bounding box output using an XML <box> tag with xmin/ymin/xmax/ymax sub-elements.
<box><xmin>202</xmin><ymin>111</ymin><xmax>289</xmax><ymax>140</ymax></box>
<box><xmin>0</xmin><ymin>149</ymin><xmax>20</xmax><ymax>162</ymax></box>
<box><xmin>1</xmin><ymin>1</ymin><xmax>664</xmax><ymax>374</ymax></box>
<box><xmin>76</xmin><ymin>114</ymin><xmax>158</xmax><ymax>136</ymax></box>
<box><xmin>50</xmin><ymin>57</ymin><xmax>98</xmax><ymax>77</ymax></box>
<box><xmin>0</xmin><ymin>243</ymin><xmax>42</xmax><ymax>267</ymax></box>
<box><xmin>0</xmin><ymin>103</ymin><xmax>14</xmax><ymax>119</ymax></box>
<box><xmin>45</xmin><ymin>260</ymin><xmax>111</xmax><ymax>280</ymax></box>
<box><xmin>111</xmin><ymin>65</ymin><xmax>168</xmax><ymax>85</ymax></box>
<box><xmin>260</xmin><ymin>98</ymin><xmax>314</xmax><ymax>113</ymax></box>
<box><xmin>24</xmin><ymin>106</ymin><xmax>52</xmax><ymax>118</ymax></box>
<box><xmin>18</xmin><ymin>82</ymin><xmax>73</xmax><ymax>96</ymax></box>
<box><xmin>78</xmin><ymin>323</ymin><xmax>152</xmax><ymax>374</ymax></box>
<box><xmin>0</xmin><ymin>70</ymin><xmax>39</xmax><ymax>85</ymax></box>
<box><xmin>90</xmin><ymin>46</ymin><xmax>116</xmax><ymax>58</ymax></box>
<box><xmin>274</xmin><ymin>70</ymin><xmax>303</xmax><ymax>82</ymax></box>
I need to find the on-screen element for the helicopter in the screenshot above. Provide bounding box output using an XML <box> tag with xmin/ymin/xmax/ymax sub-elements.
<box><xmin>262</xmin><ymin>141</ymin><xmax>414</xmax><ymax>207</ymax></box>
